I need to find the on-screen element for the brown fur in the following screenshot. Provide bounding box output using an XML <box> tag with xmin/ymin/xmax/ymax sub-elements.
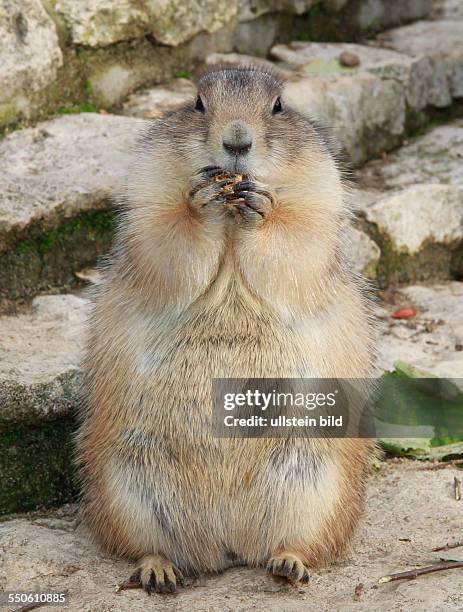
<box><xmin>77</xmin><ymin>67</ymin><xmax>376</xmax><ymax>590</ymax></box>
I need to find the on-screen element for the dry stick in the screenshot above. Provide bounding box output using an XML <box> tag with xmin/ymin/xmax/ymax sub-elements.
<box><xmin>13</xmin><ymin>604</ymin><xmax>45</xmax><ymax>612</ymax></box>
<box><xmin>432</xmin><ymin>541</ymin><xmax>463</xmax><ymax>552</ymax></box>
<box><xmin>454</xmin><ymin>477</ymin><xmax>462</xmax><ymax>501</ymax></box>
<box><xmin>419</xmin><ymin>460</ymin><xmax>463</xmax><ymax>471</ymax></box>
<box><xmin>379</xmin><ymin>561</ymin><xmax>463</xmax><ymax>584</ymax></box>
<box><xmin>115</xmin><ymin>580</ymin><xmax>143</xmax><ymax>593</ymax></box>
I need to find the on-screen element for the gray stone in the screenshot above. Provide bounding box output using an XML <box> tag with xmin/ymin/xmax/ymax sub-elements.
<box><xmin>348</xmin><ymin>227</ymin><xmax>381</xmax><ymax>279</ymax></box>
<box><xmin>55</xmin><ymin>0</ymin><xmax>239</xmax><ymax>47</ymax></box>
<box><xmin>359</xmin><ymin>120</ymin><xmax>463</xmax><ymax>192</ymax></box>
<box><xmin>376</xmin><ymin>20</ymin><xmax>463</xmax><ymax>99</ymax></box>
<box><xmin>378</xmin><ymin>282</ymin><xmax>463</xmax><ymax>378</ymax></box>
<box><xmin>0</xmin><ymin>294</ymin><xmax>89</xmax><ymax>423</ymax></box>
<box><xmin>432</xmin><ymin>0</ymin><xmax>463</xmax><ymax>19</ymax></box>
<box><xmin>353</xmin><ymin>0</ymin><xmax>433</xmax><ymax>31</ymax></box>
<box><xmin>232</xmin><ymin>12</ymin><xmax>285</xmax><ymax>57</ymax></box>
<box><xmin>271</xmin><ymin>40</ymin><xmax>451</xmax><ymax>110</ymax></box>
<box><xmin>271</xmin><ymin>40</ymin><xmax>403</xmax><ymax>69</ymax></box>
<box><xmin>0</xmin><ymin>113</ymin><xmax>144</xmax><ymax>253</ymax></box>
<box><xmin>285</xmin><ymin>73</ymin><xmax>406</xmax><ymax>165</ymax></box>
<box><xmin>364</xmin><ymin>184</ymin><xmax>463</xmax><ymax>256</ymax></box>
<box><xmin>238</xmin><ymin>0</ymin><xmax>321</xmax><ymax>22</ymax></box>
<box><xmin>2</xmin><ymin>462</ymin><xmax>463</xmax><ymax>610</ymax></box>
<box><xmin>238</xmin><ymin>0</ymin><xmax>432</xmax><ymax>27</ymax></box>
<box><xmin>122</xmin><ymin>78</ymin><xmax>196</xmax><ymax>118</ymax></box>
<box><xmin>0</xmin><ymin>0</ymin><xmax>63</xmax><ymax>126</ymax></box>
<box><xmin>84</xmin><ymin>24</ymin><xmax>236</xmax><ymax>108</ymax></box>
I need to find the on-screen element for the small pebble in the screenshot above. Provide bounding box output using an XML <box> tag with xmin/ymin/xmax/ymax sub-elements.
<box><xmin>339</xmin><ymin>51</ymin><xmax>360</xmax><ymax>67</ymax></box>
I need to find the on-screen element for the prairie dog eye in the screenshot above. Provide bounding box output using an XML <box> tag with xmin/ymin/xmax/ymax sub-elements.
<box><xmin>272</xmin><ymin>97</ymin><xmax>282</xmax><ymax>114</ymax></box>
<box><xmin>195</xmin><ymin>95</ymin><xmax>205</xmax><ymax>113</ymax></box>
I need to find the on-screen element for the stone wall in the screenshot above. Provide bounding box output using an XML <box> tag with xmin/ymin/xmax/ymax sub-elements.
<box><xmin>1</xmin><ymin>0</ymin><xmax>433</xmax><ymax>128</ymax></box>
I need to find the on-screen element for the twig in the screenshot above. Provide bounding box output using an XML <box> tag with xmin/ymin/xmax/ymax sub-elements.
<box><xmin>432</xmin><ymin>541</ymin><xmax>463</xmax><ymax>552</ymax></box>
<box><xmin>13</xmin><ymin>604</ymin><xmax>45</xmax><ymax>612</ymax></box>
<box><xmin>378</xmin><ymin>561</ymin><xmax>463</xmax><ymax>584</ymax></box>
<box><xmin>454</xmin><ymin>477</ymin><xmax>462</xmax><ymax>501</ymax></box>
<box><xmin>419</xmin><ymin>460</ymin><xmax>463</xmax><ymax>471</ymax></box>
<box><xmin>115</xmin><ymin>580</ymin><xmax>143</xmax><ymax>593</ymax></box>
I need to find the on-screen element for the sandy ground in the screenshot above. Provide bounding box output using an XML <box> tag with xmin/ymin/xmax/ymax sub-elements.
<box><xmin>1</xmin><ymin>460</ymin><xmax>462</xmax><ymax>612</ymax></box>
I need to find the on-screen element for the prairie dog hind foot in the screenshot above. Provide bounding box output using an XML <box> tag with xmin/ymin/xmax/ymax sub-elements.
<box><xmin>129</xmin><ymin>554</ymin><xmax>184</xmax><ymax>595</ymax></box>
<box><xmin>267</xmin><ymin>552</ymin><xmax>310</xmax><ymax>585</ymax></box>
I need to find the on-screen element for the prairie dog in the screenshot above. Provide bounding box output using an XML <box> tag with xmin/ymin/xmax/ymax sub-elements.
<box><xmin>78</xmin><ymin>67</ymin><xmax>375</xmax><ymax>594</ymax></box>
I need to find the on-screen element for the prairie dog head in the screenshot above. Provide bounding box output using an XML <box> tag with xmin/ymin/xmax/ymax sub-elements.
<box><xmin>130</xmin><ymin>67</ymin><xmax>343</xmax><ymax>204</ymax></box>
<box><xmin>188</xmin><ymin>67</ymin><xmax>339</xmax><ymax>184</ymax></box>
<box><xmin>193</xmin><ymin>67</ymin><xmax>288</xmax><ymax>177</ymax></box>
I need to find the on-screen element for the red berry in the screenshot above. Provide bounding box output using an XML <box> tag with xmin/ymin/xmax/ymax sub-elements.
<box><xmin>391</xmin><ymin>307</ymin><xmax>417</xmax><ymax>320</ymax></box>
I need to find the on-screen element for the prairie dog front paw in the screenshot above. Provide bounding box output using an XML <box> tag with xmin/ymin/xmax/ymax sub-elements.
<box><xmin>188</xmin><ymin>166</ymin><xmax>238</xmax><ymax>220</ymax></box>
<box><xmin>225</xmin><ymin>179</ymin><xmax>276</xmax><ymax>226</ymax></box>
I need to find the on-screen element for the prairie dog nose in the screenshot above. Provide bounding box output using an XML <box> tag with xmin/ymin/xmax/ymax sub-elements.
<box><xmin>222</xmin><ymin>121</ymin><xmax>252</xmax><ymax>156</ymax></box>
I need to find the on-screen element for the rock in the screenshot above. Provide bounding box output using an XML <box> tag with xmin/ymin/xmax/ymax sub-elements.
<box><xmin>56</xmin><ymin>0</ymin><xmax>239</xmax><ymax>47</ymax></box>
<box><xmin>365</xmin><ymin>185</ymin><xmax>463</xmax><ymax>256</ymax></box>
<box><xmin>0</xmin><ymin>112</ymin><xmax>143</xmax><ymax>302</ymax></box>
<box><xmin>433</xmin><ymin>0</ymin><xmax>463</xmax><ymax>19</ymax></box>
<box><xmin>339</xmin><ymin>50</ymin><xmax>360</xmax><ymax>67</ymax></box>
<box><xmin>0</xmin><ymin>0</ymin><xmax>63</xmax><ymax>127</ymax></box>
<box><xmin>285</xmin><ymin>73</ymin><xmax>405</xmax><ymax>166</ymax></box>
<box><xmin>271</xmin><ymin>40</ymin><xmax>403</xmax><ymax>70</ymax></box>
<box><xmin>2</xmin><ymin>462</ymin><xmax>463</xmax><ymax>610</ymax></box>
<box><xmin>271</xmin><ymin>40</ymin><xmax>453</xmax><ymax>111</ymax></box>
<box><xmin>122</xmin><ymin>78</ymin><xmax>196</xmax><ymax>118</ymax></box>
<box><xmin>359</xmin><ymin>120</ymin><xmax>463</xmax><ymax>192</ymax></box>
<box><xmin>352</xmin><ymin>0</ymin><xmax>433</xmax><ymax>31</ymax></box>
<box><xmin>0</xmin><ymin>113</ymin><xmax>141</xmax><ymax>249</ymax></box>
<box><xmin>238</xmin><ymin>0</ymin><xmax>321</xmax><ymax>21</ymax></box>
<box><xmin>377</xmin><ymin>19</ymin><xmax>463</xmax><ymax>57</ymax></box>
<box><xmin>376</xmin><ymin>20</ymin><xmax>463</xmax><ymax>99</ymax></box>
<box><xmin>232</xmin><ymin>12</ymin><xmax>288</xmax><ymax>57</ymax></box>
<box><xmin>363</xmin><ymin>184</ymin><xmax>463</xmax><ymax>284</ymax></box>
<box><xmin>348</xmin><ymin>227</ymin><xmax>381</xmax><ymax>279</ymax></box>
<box><xmin>378</xmin><ymin>282</ymin><xmax>463</xmax><ymax>378</ymax></box>
<box><xmin>238</xmin><ymin>0</ymin><xmax>432</xmax><ymax>32</ymax></box>
<box><xmin>0</xmin><ymin>294</ymin><xmax>88</xmax><ymax>513</ymax></box>
<box><xmin>0</xmin><ymin>294</ymin><xmax>88</xmax><ymax>423</ymax></box>
<box><xmin>83</xmin><ymin>23</ymin><xmax>237</xmax><ymax>108</ymax></box>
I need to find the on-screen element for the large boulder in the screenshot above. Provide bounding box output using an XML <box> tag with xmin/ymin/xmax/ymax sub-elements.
<box><xmin>0</xmin><ymin>294</ymin><xmax>89</xmax><ymax>423</ymax></box>
<box><xmin>55</xmin><ymin>0</ymin><xmax>239</xmax><ymax>47</ymax></box>
<box><xmin>284</xmin><ymin>71</ymin><xmax>405</xmax><ymax>165</ymax></box>
<box><xmin>122</xmin><ymin>78</ymin><xmax>196</xmax><ymax>118</ymax></box>
<box><xmin>0</xmin><ymin>112</ymin><xmax>143</xmax><ymax>302</ymax></box>
<box><xmin>356</xmin><ymin>121</ymin><xmax>463</xmax><ymax>285</ymax></box>
<box><xmin>433</xmin><ymin>0</ymin><xmax>463</xmax><ymax>19</ymax></box>
<box><xmin>376</xmin><ymin>20</ymin><xmax>463</xmax><ymax>99</ymax></box>
<box><xmin>271</xmin><ymin>40</ymin><xmax>452</xmax><ymax>110</ymax></box>
<box><xmin>238</xmin><ymin>0</ymin><xmax>323</xmax><ymax>21</ymax></box>
<box><xmin>0</xmin><ymin>293</ymin><xmax>88</xmax><ymax>514</ymax></box>
<box><xmin>363</xmin><ymin>184</ymin><xmax>463</xmax><ymax>284</ymax></box>
<box><xmin>0</xmin><ymin>0</ymin><xmax>63</xmax><ymax>126</ymax></box>
<box><xmin>359</xmin><ymin>120</ymin><xmax>463</xmax><ymax>192</ymax></box>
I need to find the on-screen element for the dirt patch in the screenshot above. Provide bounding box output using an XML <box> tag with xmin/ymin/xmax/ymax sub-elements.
<box><xmin>1</xmin><ymin>460</ymin><xmax>462</xmax><ymax>611</ymax></box>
